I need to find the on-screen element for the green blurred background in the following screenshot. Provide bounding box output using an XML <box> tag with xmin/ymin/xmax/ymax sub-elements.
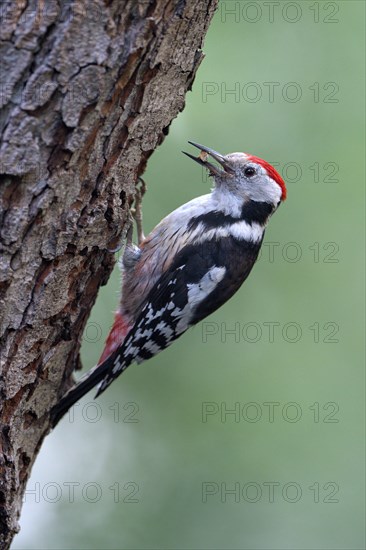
<box><xmin>14</xmin><ymin>2</ymin><xmax>365</xmax><ymax>549</ymax></box>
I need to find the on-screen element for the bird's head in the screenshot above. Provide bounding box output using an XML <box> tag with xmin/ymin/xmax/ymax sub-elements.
<box><xmin>183</xmin><ymin>141</ymin><xmax>287</xmax><ymax>207</ymax></box>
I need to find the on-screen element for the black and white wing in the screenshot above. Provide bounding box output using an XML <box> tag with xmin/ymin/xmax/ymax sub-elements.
<box><xmin>97</xmin><ymin>236</ymin><xmax>261</xmax><ymax>396</ymax></box>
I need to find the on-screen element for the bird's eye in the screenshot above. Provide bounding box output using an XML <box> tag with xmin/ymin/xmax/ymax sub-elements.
<box><xmin>244</xmin><ymin>166</ymin><xmax>256</xmax><ymax>177</ymax></box>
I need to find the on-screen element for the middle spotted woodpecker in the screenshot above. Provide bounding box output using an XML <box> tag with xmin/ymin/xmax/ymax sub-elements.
<box><xmin>51</xmin><ymin>141</ymin><xmax>287</xmax><ymax>426</ymax></box>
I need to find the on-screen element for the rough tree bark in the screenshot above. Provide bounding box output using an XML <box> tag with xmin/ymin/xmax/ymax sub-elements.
<box><xmin>0</xmin><ymin>1</ymin><xmax>218</xmax><ymax>546</ymax></box>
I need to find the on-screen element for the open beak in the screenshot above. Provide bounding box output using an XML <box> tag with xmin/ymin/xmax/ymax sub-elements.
<box><xmin>182</xmin><ymin>141</ymin><xmax>235</xmax><ymax>177</ymax></box>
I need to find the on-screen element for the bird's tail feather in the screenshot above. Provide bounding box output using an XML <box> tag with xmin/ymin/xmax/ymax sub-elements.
<box><xmin>50</xmin><ymin>359</ymin><xmax>112</xmax><ymax>428</ymax></box>
<box><xmin>50</xmin><ymin>312</ymin><xmax>132</xmax><ymax>428</ymax></box>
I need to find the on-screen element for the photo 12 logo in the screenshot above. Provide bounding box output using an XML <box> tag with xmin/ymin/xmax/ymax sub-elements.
<box><xmin>65</xmin><ymin>400</ymin><xmax>140</xmax><ymax>424</ymax></box>
<box><xmin>201</xmin><ymin>401</ymin><xmax>340</xmax><ymax>423</ymax></box>
<box><xmin>201</xmin><ymin>481</ymin><xmax>340</xmax><ymax>503</ymax></box>
<box><xmin>202</xmin><ymin>81</ymin><xmax>339</xmax><ymax>104</ymax></box>
<box><xmin>24</xmin><ymin>481</ymin><xmax>140</xmax><ymax>504</ymax></box>
<box><xmin>201</xmin><ymin>321</ymin><xmax>340</xmax><ymax>344</ymax></box>
<box><xmin>219</xmin><ymin>2</ymin><xmax>340</xmax><ymax>24</ymax></box>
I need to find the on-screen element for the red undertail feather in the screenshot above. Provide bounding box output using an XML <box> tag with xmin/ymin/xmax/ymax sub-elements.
<box><xmin>98</xmin><ymin>311</ymin><xmax>131</xmax><ymax>364</ymax></box>
<box><xmin>247</xmin><ymin>155</ymin><xmax>287</xmax><ymax>200</ymax></box>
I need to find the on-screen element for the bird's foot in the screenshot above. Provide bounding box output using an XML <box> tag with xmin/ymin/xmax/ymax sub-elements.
<box><xmin>131</xmin><ymin>177</ymin><xmax>147</xmax><ymax>245</ymax></box>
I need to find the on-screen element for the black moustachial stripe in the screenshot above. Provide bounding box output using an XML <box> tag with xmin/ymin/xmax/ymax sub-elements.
<box><xmin>240</xmin><ymin>201</ymin><xmax>274</xmax><ymax>224</ymax></box>
<box><xmin>188</xmin><ymin>201</ymin><xmax>274</xmax><ymax>231</ymax></box>
<box><xmin>188</xmin><ymin>210</ymin><xmax>238</xmax><ymax>230</ymax></box>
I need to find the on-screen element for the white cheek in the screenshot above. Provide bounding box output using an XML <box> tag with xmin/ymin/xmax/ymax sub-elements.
<box><xmin>244</xmin><ymin>175</ymin><xmax>282</xmax><ymax>203</ymax></box>
<box><xmin>266</xmin><ymin>176</ymin><xmax>282</xmax><ymax>203</ymax></box>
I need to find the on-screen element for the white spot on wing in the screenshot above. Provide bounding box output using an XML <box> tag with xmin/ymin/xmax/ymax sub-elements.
<box><xmin>134</xmin><ymin>327</ymin><xmax>153</xmax><ymax>340</ymax></box>
<box><xmin>187</xmin><ymin>266</ymin><xmax>226</xmax><ymax>307</ymax></box>
<box><xmin>142</xmin><ymin>340</ymin><xmax>161</xmax><ymax>355</ymax></box>
<box><xmin>155</xmin><ymin>321</ymin><xmax>174</xmax><ymax>340</ymax></box>
<box><xmin>112</xmin><ymin>363</ymin><xmax>123</xmax><ymax>375</ymax></box>
<box><xmin>171</xmin><ymin>266</ymin><xmax>227</xmax><ymax>334</ymax></box>
<box><xmin>125</xmin><ymin>344</ymin><xmax>138</xmax><ymax>356</ymax></box>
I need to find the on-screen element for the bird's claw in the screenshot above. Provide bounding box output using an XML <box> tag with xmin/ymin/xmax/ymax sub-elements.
<box><xmin>132</xmin><ymin>177</ymin><xmax>146</xmax><ymax>245</ymax></box>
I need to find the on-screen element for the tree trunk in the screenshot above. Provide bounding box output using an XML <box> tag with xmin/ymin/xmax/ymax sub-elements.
<box><xmin>0</xmin><ymin>1</ymin><xmax>218</xmax><ymax>546</ymax></box>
